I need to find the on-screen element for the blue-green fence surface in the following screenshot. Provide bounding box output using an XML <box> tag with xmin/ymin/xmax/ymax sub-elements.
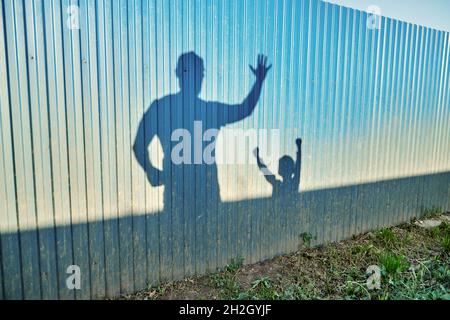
<box><xmin>0</xmin><ymin>0</ymin><xmax>449</xmax><ymax>299</ymax></box>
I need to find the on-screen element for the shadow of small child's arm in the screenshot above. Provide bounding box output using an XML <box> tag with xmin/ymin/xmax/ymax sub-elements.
<box><xmin>293</xmin><ymin>138</ymin><xmax>302</xmax><ymax>189</ymax></box>
<box><xmin>254</xmin><ymin>147</ymin><xmax>277</xmax><ymax>186</ymax></box>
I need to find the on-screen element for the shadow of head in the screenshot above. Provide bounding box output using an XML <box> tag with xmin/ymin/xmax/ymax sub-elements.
<box><xmin>176</xmin><ymin>52</ymin><xmax>205</xmax><ymax>96</ymax></box>
<box><xmin>278</xmin><ymin>155</ymin><xmax>295</xmax><ymax>181</ymax></box>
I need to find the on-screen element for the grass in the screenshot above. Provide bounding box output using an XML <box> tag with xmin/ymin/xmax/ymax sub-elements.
<box><xmin>300</xmin><ymin>232</ymin><xmax>314</xmax><ymax>248</ymax></box>
<box><xmin>378</xmin><ymin>251</ymin><xmax>408</xmax><ymax>276</ymax></box>
<box><xmin>442</xmin><ymin>235</ymin><xmax>450</xmax><ymax>253</ymax></box>
<box><xmin>121</xmin><ymin>214</ymin><xmax>450</xmax><ymax>301</ymax></box>
<box><xmin>208</xmin><ymin>257</ymin><xmax>244</xmax><ymax>299</ymax></box>
<box><xmin>376</xmin><ymin>228</ymin><xmax>398</xmax><ymax>247</ymax></box>
<box><xmin>224</xmin><ymin>257</ymin><xmax>244</xmax><ymax>273</ymax></box>
<box><xmin>430</xmin><ymin>222</ymin><xmax>450</xmax><ymax>253</ymax></box>
<box><xmin>421</xmin><ymin>206</ymin><xmax>443</xmax><ymax>219</ymax></box>
<box><xmin>209</xmin><ymin>273</ymin><xmax>241</xmax><ymax>299</ymax></box>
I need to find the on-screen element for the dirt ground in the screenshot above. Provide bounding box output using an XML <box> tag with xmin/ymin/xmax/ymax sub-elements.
<box><xmin>119</xmin><ymin>213</ymin><xmax>450</xmax><ymax>300</ymax></box>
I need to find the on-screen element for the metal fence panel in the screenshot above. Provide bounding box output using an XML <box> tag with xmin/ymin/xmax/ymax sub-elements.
<box><xmin>0</xmin><ymin>0</ymin><xmax>449</xmax><ymax>299</ymax></box>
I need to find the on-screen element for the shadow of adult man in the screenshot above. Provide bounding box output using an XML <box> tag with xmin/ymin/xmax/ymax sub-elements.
<box><xmin>133</xmin><ymin>52</ymin><xmax>271</xmax><ymax>214</ymax></box>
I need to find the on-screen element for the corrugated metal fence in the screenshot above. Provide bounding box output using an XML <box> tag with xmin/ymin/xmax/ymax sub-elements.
<box><xmin>0</xmin><ymin>0</ymin><xmax>449</xmax><ymax>299</ymax></box>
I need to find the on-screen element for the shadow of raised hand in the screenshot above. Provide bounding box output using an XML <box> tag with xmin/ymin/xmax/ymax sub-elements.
<box><xmin>250</xmin><ymin>54</ymin><xmax>272</xmax><ymax>83</ymax></box>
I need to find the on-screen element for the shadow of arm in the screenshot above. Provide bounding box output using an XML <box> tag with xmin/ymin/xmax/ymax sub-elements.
<box><xmin>133</xmin><ymin>101</ymin><xmax>162</xmax><ymax>186</ymax></box>
<box><xmin>218</xmin><ymin>55</ymin><xmax>271</xmax><ymax>125</ymax></box>
<box><xmin>254</xmin><ymin>148</ymin><xmax>277</xmax><ymax>186</ymax></box>
<box><xmin>293</xmin><ymin>139</ymin><xmax>302</xmax><ymax>190</ymax></box>
<box><xmin>219</xmin><ymin>80</ymin><xmax>263</xmax><ymax>124</ymax></box>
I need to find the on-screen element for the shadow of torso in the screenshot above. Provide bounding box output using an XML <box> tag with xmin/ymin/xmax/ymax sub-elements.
<box><xmin>153</xmin><ymin>93</ymin><xmax>226</xmax><ymax>210</ymax></box>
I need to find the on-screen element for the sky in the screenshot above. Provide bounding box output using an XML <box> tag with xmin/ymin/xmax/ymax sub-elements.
<box><xmin>324</xmin><ymin>0</ymin><xmax>450</xmax><ymax>32</ymax></box>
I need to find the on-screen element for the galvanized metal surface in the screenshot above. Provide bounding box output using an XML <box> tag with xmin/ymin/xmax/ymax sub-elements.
<box><xmin>0</xmin><ymin>0</ymin><xmax>449</xmax><ymax>299</ymax></box>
